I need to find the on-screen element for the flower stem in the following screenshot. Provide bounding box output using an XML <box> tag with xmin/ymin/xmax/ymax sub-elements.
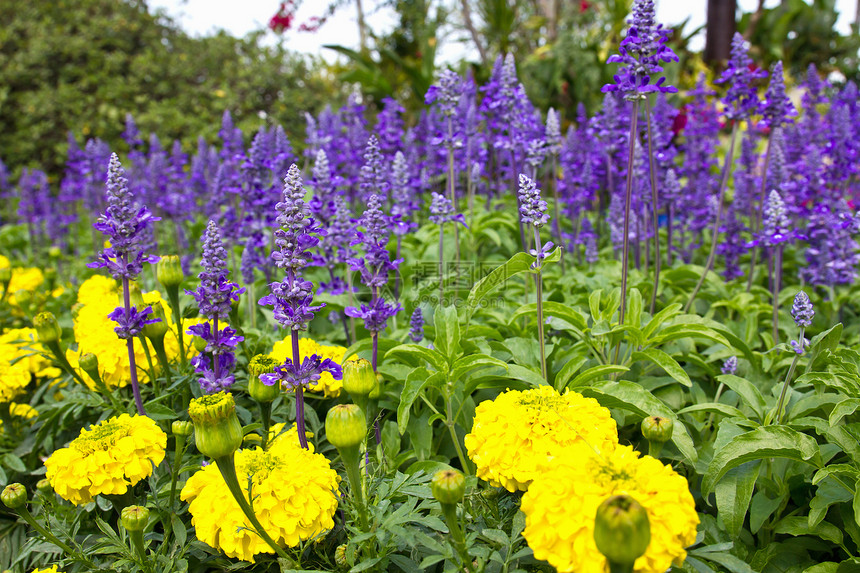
<box><xmin>16</xmin><ymin>504</ymin><xmax>96</xmax><ymax>567</ymax></box>
<box><xmin>44</xmin><ymin>339</ymin><xmax>87</xmax><ymax>386</ymax></box>
<box><xmin>165</xmin><ymin>286</ymin><xmax>187</xmax><ymax>369</ymax></box>
<box><xmin>532</xmin><ymin>225</ymin><xmax>547</xmax><ymax>381</ymax></box>
<box><xmin>441</xmin><ymin>502</ymin><xmax>474</xmax><ymax>573</ymax></box>
<box><xmin>644</xmin><ymin>99</ymin><xmax>662</xmax><ymax>315</ymax></box>
<box><xmin>340</xmin><ymin>444</ymin><xmax>369</xmax><ymax>531</ymax></box>
<box><xmin>439</xmin><ymin>224</ymin><xmax>445</xmax><ymax>305</ymax></box>
<box><xmin>149</xmin><ymin>336</ymin><xmax>172</xmax><ymax>388</ymax></box>
<box><xmin>619</xmin><ymin>99</ymin><xmax>640</xmax><ymax>327</ymax></box>
<box><xmin>129</xmin><ymin>528</ymin><xmax>148</xmax><ymax>567</ymax></box>
<box><xmin>290</xmin><ymin>329</ymin><xmax>309</xmax><ymax>450</ymax></box>
<box><xmin>773</xmin><ymin>246</ymin><xmax>783</xmax><ymax>346</ymax></box>
<box><xmin>122</xmin><ymin>275</ymin><xmax>146</xmax><ymax>416</ymax></box>
<box><xmin>168</xmin><ymin>433</ymin><xmax>187</xmax><ymax>511</ymax></box>
<box><xmin>746</xmin><ymin>134</ymin><xmax>775</xmax><ymax>292</ymax></box>
<box><xmin>213</xmin><ymin>454</ymin><xmax>291</xmax><ymax>559</ymax></box>
<box><xmin>259</xmin><ymin>402</ymin><xmax>272</xmax><ymax>449</ymax></box>
<box><xmin>447</xmin><ymin>116</ymin><xmax>461</xmax><ymax>268</ymax></box>
<box><xmin>775</xmin><ymin>326</ymin><xmax>804</xmax><ymax>425</ymax></box>
<box><xmin>445</xmin><ymin>383</ymin><xmax>472</xmax><ymax>476</ymax></box>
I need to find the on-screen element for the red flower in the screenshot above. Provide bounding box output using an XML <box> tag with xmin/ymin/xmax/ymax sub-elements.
<box><xmin>269</xmin><ymin>1</ymin><xmax>296</xmax><ymax>33</ymax></box>
<box><xmin>580</xmin><ymin>1</ymin><xmax>590</xmax><ymax>12</ymax></box>
<box><xmin>671</xmin><ymin>105</ymin><xmax>688</xmax><ymax>135</ymax></box>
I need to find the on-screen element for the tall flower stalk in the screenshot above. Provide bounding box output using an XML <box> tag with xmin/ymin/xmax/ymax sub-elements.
<box><xmin>758</xmin><ymin>191</ymin><xmax>792</xmax><ymax>345</ymax></box>
<box><xmin>519</xmin><ymin>174</ymin><xmax>552</xmax><ymax>380</ymax></box>
<box><xmin>429</xmin><ymin>192</ymin><xmax>466</xmax><ymax>304</ymax></box>
<box><xmin>89</xmin><ymin>153</ymin><xmax>160</xmax><ymax>416</ymax></box>
<box><xmin>259</xmin><ymin>164</ymin><xmax>341</xmax><ymax>450</ymax></box>
<box><xmin>775</xmin><ymin>292</ymin><xmax>813</xmax><ymax>424</ymax></box>
<box><xmin>186</xmin><ymin>220</ymin><xmax>245</xmax><ymax>393</ymax></box>
<box><xmin>603</xmin><ymin>0</ymin><xmax>678</xmax><ymax>324</ymax></box>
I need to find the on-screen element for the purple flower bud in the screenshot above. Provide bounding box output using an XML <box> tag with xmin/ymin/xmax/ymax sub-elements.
<box><xmin>409</xmin><ymin>307</ymin><xmax>424</xmax><ymax>343</ymax></box>
<box><xmin>791</xmin><ymin>291</ymin><xmax>814</xmax><ymax>328</ymax></box>
<box><xmin>518</xmin><ymin>174</ymin><xmax>550</xmax><ymax>227</ymax></box>
<box><xmin>721</xmin><ymin>356</ymin><xmax>738</xmax><ymax>375</ymax></box>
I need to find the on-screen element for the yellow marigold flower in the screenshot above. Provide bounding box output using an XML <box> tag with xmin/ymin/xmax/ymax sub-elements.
<box><xmin>44</xmin><ymin>414</ymin><xmax>167</xmax><ymax>505</ymax></box>
<box><xmin>0</xmin><ymin>328</ymin><xmax>60</xmax><ymax>379</ymax></box>
<box><xmin>10</xmin><ymin>403</ymin><xmax>37</xmax><ymax>419</ymax></box>
<box><xmin>30</xmin><ymin>566</ymin><xmax>60</xmax><ymax>573</ymax></box>
<box><xmin>464</xmin><ymin>385</ymin><xmax>618</xmax><ymax>492</ymax></box>
<box><xmin>8</xmin><ymin>267</ymin><xmax>45</xmax><ymax>294</ymax></box>
<box><xmin>180</xmin><ymin>424</ymin><xmax>339</xmax><ymax>562</ymax></box>
<box><xmin>269</xmin><ymin>337</ymin><xmax>346</xmax><ymax>398</ymax></box>
<box><xmin>521</xmin><ymin>443</ymin><xmax>699</xmax><ymax>573</ymax></box>
<box><xmin>67</xmin><ymin>276</ymin><xmax>200</xmax><ymax>390</ymax></box>
<box><xmin>0</xmin><ymin>328</ymin><xmax>59</xmax><ymax>402</ymax></box>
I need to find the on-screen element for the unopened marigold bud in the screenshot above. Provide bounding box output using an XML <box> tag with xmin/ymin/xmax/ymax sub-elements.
<box><xmin>188</xmin><ymin>392</ymin><xmax>244</xmax><ymax>459</ymax></box>
<box><xmin>171</xmin><ymin>420</ymin><xmax>193</xmax><ymax>437</ymax></box>
<box><xmin>342</xmin><ymin>359</ymin><xmax>376</xmax><ymax>397</ymax></box>
<box><xmin>325</xmin><ymin>404</ymin><xmax>366</xmax><ymax>449</ymax></box>
<box><xmin>36</xmin><ymin>479</ymin><xmax>52</xmax><ymax>495</ymax></box>
<box><xmin>1</xmin><ymin>484</ymin><xmax>27</xmax><ymax>509</ymax></box>
<box><xmin>142</xmin><ymin>303</ymin><xmax>169</xmax><ymax>341</ymax></box>
<box><xmin>248</xmin><ymin>355</ymin><xmax>280</xmax><ymax>403</ymax></box>
<box><xmin>157</xmin><ymin>255</ymin><xmax>184</xmax><ymax>288</ymax></box>
<box><xmin>594</xmin><ymin>495</ymin><xmax>650</xmax><ymax>566</ymax></box>
<box><xmin>33</xmin><ymin>312</ymin><xmax>62</xmax><ymax>344</ymax></box>
<box><xmin>641</xmin><ymin>416</ymin><xmax>673</xmax><ymax>443</ymax></box>
<box><xmin>79</xmin><ymin>352</ymin><xmax>99</xmax><ymax>379</ymax></box>
<box><xmin>121</xmin><ymin>505</ymin><xmax>150</xmax><ymax>532</ymax></box>
<box><xmin>431</xmin><ymin>469</ymin><xmax>466</xmax><ymax>505</ymax></box>
<box><xmin>369</xmin><ymin>373</ymin><xmax>383</xmax><ymax>400</ymax></box>
<box><xmin>0</xmin><ymin>267</ymin><xmax>11</xmax><ymax>284</ymax></box>
<box><xmin>127</xmin><ymin>283</ymin><xmax>145</xmax><ymax>309</ymax></box>
<box><xmin>243</xmin><ymin>433</ymin><xmax>262</xmax><ymax>447</ymax></box>
<box><xmin>48</xmin><ymin>246</ymin><xmax>62</xmax><ymax>259</ymax></box>
<box><xmin>193</xmin><ymin>336</ymin><xmax>208</xmax><ymax>353</ymax></box>
<box><xmin>335</xmin><ymin>544</ymin><xmax>348</xmax><ymax>567</ymax></box>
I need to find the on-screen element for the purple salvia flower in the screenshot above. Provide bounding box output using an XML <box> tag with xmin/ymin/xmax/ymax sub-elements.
<box><xmin>545</xmin><ymin>108</ymin><xmax>563</xmax><ymax>157</ymax></box>
<box><xmin>107</xmin><ymin>305</ymin><xmax>159</xmax><ymax>340</ymax></box>
<box><xmin>518</xmin><ymin>174</ymin><xmax>550</xmax><ymax>228</ymax></box>
<box><xmin>376</xmin><ymin>97</ymin><xmax>406</xmax><ymax>158</ymax></box>
<box><xmin>760</xmin><ymin>190</ymin><xmax>791</xmax><ymax>247</ymax></box>
<box><xmin>721</xmin><ymin>356</ymin><xmax>738</xmax><ymax>375</ymax></box>
<box><xmin>88</xmin><ymin>154</ymin><xmax>160</xmax><ymax>280</ymax></box>
<box><xmin>409</xmin><ymin>307</ymin><xmax>424</xmax><ymax>343</ymax></box>
<box><xmin>579</xmin><ymin>217</ymin><xmax>599</xmax><ymax>264</ymax></box>
<box><xmin>260</xmin><ymin>355</ymin><xmax>342</xmax><ymax>391</ymax></box>
<box><xmin>759</xmin><ymin>61</ymin><xmax>797</xmax><ymax>128</ymax></box>
<box><xmin>428</xmin><ymin>192</ymin><xmax>465</xmax><ymax>227</ymax></box>
<box><xmin>345</xmin><ymin>297</ymin><xmax>401</xmax><ymax>334</ymax></box>
<box><xmin>359</xmin><ymin>135</ymin><xmax>388</xmax><ymax>203</ymax></box>
<box><xmin>390</xmin><ymin>151</ymin><xmax>418</xmax><ymax>235</ymax></box>
<box><xmin>603</xmin><ymin>0</ymin><xmax>678</xmax><ymax>99</ymax></box>
<box><xmin>187</xmin><ymin>220</ymin><xmax>245</xmax><ymax>321</ymax></box>
<box><xmin>791</xmin><ymin>291</ymin><xmax>814</xmax><ymax>328</ymax></box>
<box><xmin>801</xmin><ymin>205</ymin><xmax>860</xmax><ymax>287</ymax></box>
<box><xmin>717</xmin><ymin>205</ymin><xmax>747</xmax><ymax>280</ymax></box>
<box><xmin>717</xmin><ymin>33</ymin><xmax>767</xmax><ymax>121</ymax></box>
<box><xmin>426</xmin><ymin>70</ymin><xmax>464</xmax><ymax>116</ymax></box>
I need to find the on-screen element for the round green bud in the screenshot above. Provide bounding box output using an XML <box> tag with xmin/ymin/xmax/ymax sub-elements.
<box><xmin>641</xmin><ymin>415</ymin><xmax>673</xmax><ymax>444</ymax></box>
<box><xmin>36</xmin><ymin>479</ymin><xmax>53</xmax><ymax>495</ymax></box>
<box><xmin>342</xmin><ymin>359</ymin><xmax>376</xmax><ymax>397</ymax></box>
<box><xmin>48</xmin><ymin>246</ymin><xmax>62</xmax><ymax>259</ymax></box>
<box><xmin>142</xmin><ymin>303</ymin><xmax>169</xmax><ymax>341</ymax></box>
<box><xmin>1</xmin><ymin>484</ymin><xmax>27</xmax><ymax>509</ymax></box>
<box><xmin>121</xmin><ymin>505</ymin><xmax>150</xmax><ymax>532</ymax></box>
<box><xmin>33</xmin><ymin>312</ymin><xmax>62</xmax><ymax>343</ymax></box>
<box><xmin>156</xmin><ymin>255</ymin><xmax>184</xmax><ymax>288</ymax></box>
<box><xmin>188</xmin><ymin>392</ymin><xmax>244</xmax><ymax>459</ymax></box>
<box><xmin>335</xmin><ymin>544</ymin><xmax>348</xmax><ymax>568</ymax></box>
<box><xmin>171</xmin><ymin>420</ymin><xmax>193</xmax><ymax>437</ymax></box>
<box><xmin>247</xmin><ymin>355</ymin><xmax>280</xmax><ymax>403</ymax></box>
<box><xmin>431</xmin><ymin>469</ymin><xmax>466</xmax><ymax>505</ymax></box>
<box><xmin>325</xmin><ymin>404</ymin><xmax>366</xmax><ymax>449</ymax></box>
<box><xmin>594</xmin><ymin>495</ymin><xmax>651</xmax><ymax>566</ymax></box>
<box><xmin>79</xmin><ymin>352</ymin><xmax>100</xmax><ymax>384</ymax></box>
<box><xmin>0</xmin><ymin>267</ymin><xmax>11</xmax><ymax>284</ymax></box>
<box><xmin>369</xmin><ymin>373</ymin><xmax>382</xmax><ymax>400</ymax></box>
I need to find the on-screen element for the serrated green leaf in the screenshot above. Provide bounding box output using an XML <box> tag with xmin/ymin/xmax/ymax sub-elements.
<box><xmin>451</xmin><ymin>354</ymin><xmax>508</xmax><ymax>383</ymax></box>
<box><xmin>434</xmin><ymin>305</ymin><xmax>461</xmax><ymax>362</ymax></box>
<box><xmin>632</xmin><ymin>348</ymin><xmax>691</xmax><ymax>387</ymax></box>
<box><xmin>703</xmin><ymin>426</ymin><xmax>822</xmax><ymax>496</ymax></box>
<box><xmin>465</xmin><ymin>252</ymin><xmax>534</xmax><ymax>321</ymax></box>
<box><xmin>715</xmin><ymin>461</ymin><xmax>761</xmax><ymax>537</ymax></box>
<box><xmin>398</xmin><ymin>368</ymin><xmax>431</xmax><ymax>434</ymax></box>
<box><xmin>568</xmin><ymin>365</ymin><xmax>628</xmax><ymax>388</ymax></box>
<box><xmin>774</xmin><ymin>515</ymin><xmax>843</xmax><ymax>545</ymax></box>
<box><xmin>386</xmin><ymin>344</ymin><xmax>447</xmax><ymax>372</ymax></box>
<box><xmin>830</xmin><ymin>398</ymin><xmax>860</xmax><ymax>427</ymax></box>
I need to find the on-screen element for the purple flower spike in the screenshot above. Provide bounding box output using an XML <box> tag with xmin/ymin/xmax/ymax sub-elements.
<box><xmin>108</xmin><ymin>305</ymin><xmax>159</xmax><ymax>340</ymax></box>
<box><xmin>717</xmin><ymin>32</ymin><xmax>768</xmax><ymax>121</ymax></box>
<box><xmin>761</xmin><ymin>190</ymin><xmax>791</xmax><ymax>247</ymax></box>
<box><xmin>88</xmin><ymin>153</ymin><xmax>160</xmax><ymax>281</ymax></box>
<box><xmin>721</xmin><ymin>356</ymin><xmax>738</xmax><ymax>375</ymax></box>
<box><xmin>426</xmin><ymin>70</ymin><xmax>464</xmax><ymax>116</ymax></box>
<box><xmin>791</xmin><ymin>291</ymin><xmax>814</xmax><ymax>328</ymax></box>
<box><xmin>409</xmin><ymin>307</ymin><xmax>424</xmax><ymax>342</ymax></box>
<box><xmin>518</xmin><ymin>174</ymin><xmax>550</xmax><ymax>227</ymax></box>
<box><xmin>759</xmin><ymin>61</ymin><xmax>797</xmax><ymax>128</ymax></box>
<box><xmin>345</xmin><ymin>298</ymin><xmax>402</xmax><ymax>334</ymax></box>
<box><xmin>603</xmin><ymin>0</ymin><xmax>679</xmax><ymax>99</ymax></box>
<box><xmin>260</xmin><ymin>355</ymin><xmax>342</xmax><ymax>390</ymax></box>
<box><xmin>187</xmin><ymin>221</ymin><xmax>245</xmax><ymax>321</ymax></box>
<box><xmin>429</xmin><ymin>192</ymin><xmax>466</xmax><ymax>226</ymax></box>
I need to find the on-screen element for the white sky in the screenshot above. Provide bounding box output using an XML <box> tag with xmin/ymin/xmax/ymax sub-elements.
<box><xmin>147</xmin><ymin>0</ymin><xmax>857</xmax><ymax>62</ymax></box>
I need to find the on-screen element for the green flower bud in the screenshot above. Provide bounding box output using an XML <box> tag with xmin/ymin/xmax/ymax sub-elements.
<box><xmin>188</xmin><ymin>392</ymin><xmax>244</xmax><ymax>459</ymax></box>
<box><xmin>142</xmin><ymin>303</ymin><xmax>169</xmax><ymax>341</ymax></box>
<box><xmin>342</xmin><ymin>359</ymin><xmax>376</xmax><ymax>397</ymax></box>
<box><xmin>33</xmin><ymin>312</ymin><xmax>62</xmax><ymax>343</ymax></box>
<box><xmin>369</xmin><ymin>373</ymin><xmax>382</xmax><ymax>400</ymax></box>
<box><xmin>171</xmin><ymin>420</ymin><xmax>193</xmax><ymax>437</ymax></box>
<box><xmin>243</xmin><ymin>433</ymin><xmax>262</xmax><ymax>447</ymax></box>
<box><xmin>431</xmin><ymin>469</ymin><xmax>466</xmax><ymax>505</ymax></box>
<box><xmin>594</xmin><ymin>495</ymin><xmax>650</xmax><ymax>566</ymax></box>
<box><xmin>126</xmin><ymin>283</ymin><xmax>145</xmax><ymax>309</ymax></box>
<box><xmin>248</xmin><ymin>355</ymin><xmax>280</xmax><ymax>403</ymax></box>
<box><xmin>325</xmin><ymin>404</ymin><xmax>366</xmax><ymax>449</ymax></box>
<box><xmin>1</xmin><ymin>483</ymin><xmax>27</xmax><ymax>509</ymax></box>
<box><xmin>156</xmin><ymin>255</ymin><xmax>184</xmax><ymax>288</ymax></box>
<box><xmin>193</xmin><ymin>336</ymin><xmax>208</xmax><ymax>353</ymax></box>
<box><xmin>121</xmin><ymin>505</ymin><xmax>150</xmax><ymax>532</ymax></box>
<box><xmin>0</xmin><ymin>267</ymin><xmax>11</xmax><ymax>284</ymax></box>
<box><xmin>79</xmin><ymin>352</ymin><xmax>100</xmax><ymax>384</ymax></box>
<box><xmin>641</xmin><ymin>416</ymin><xmax>673</xmax><ymax>444</ymax></box>
<box><xmin>36</xmin><ymin>479</ymin><xmax>53</xmax><ymax>495</ymax></box>
<box><xmin>44</xmin><ymin>267</ymin><xmax>57</xmax><ymax>284</ymax></box>
<box><xmin>48</xmin><ymin>246</ymin><xmax>62</xmax><ymax>259</ymax></box>
<box><xmin>335</xmin><ymin>544</ymin><xmax>348</xmax><ymax>568</ymax></box>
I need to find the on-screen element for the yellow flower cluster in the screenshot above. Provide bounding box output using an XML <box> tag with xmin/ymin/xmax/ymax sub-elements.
<box><xmin>30</xmin><ymin>566</ymin><xmax>60</xmax><ymax>573</ymax></box>
<box><xmin>521</xmin><ymin>443</ymin><xmax>699</xmax><ymax>573</ymax></box>
<box><xmin>66</xmin><ymin>276</ymin><xmax>199</xmax><ymax>390</ymax></box>
<box><xmin>464</xmin><ymin>385</ymin><xmax>619</xmax><ymax>491</ymax></box>
<box><xmin>270</xmin><ymin>337</ymin><xmax>346</xmax><ymax>397</ymax></box>
<box><xmin>44</xmin><ymin>414</ymin><xmax>167</xmax><ymax>505</ymax></box>
<box><xmin>181</xmin><ymin>424</ymin><xmax>339</xmax><ymax>562</ymax></box>
<box><xmin>0</xmin><ymin>328</ymin><xmax>59</xmax><ymax>402</ymax></box>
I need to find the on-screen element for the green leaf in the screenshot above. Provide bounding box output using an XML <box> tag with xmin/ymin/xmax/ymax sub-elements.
<box><xmin>509</xmin><ymin>301</ymin><xmax>588</xmax><ymax>331</ymax></box>
<box><xmin>715</xmin><ymin>461</ymin><xmax>761</xmax><ymax>537</ymax></box>
<box><xmin>641</xmin><ymin>303</ymin><xmax>682</xmax><ymax>341</ymax></box>
<box><xmin>398</xmin><ymin>368</ymin><xmax>433</xmax><ymax>434</ymax></box>
<box><xmin>703</xmin><ymin>426</ymin><xmax>823</xmax><ymax>496</ymax></box>
<box><xmin>581</xmin><ymin>380</ymin><xmax>697</xmax><ymax>463</ymax></box>
<box><xmin>648</xmin><ymin>323</ymin><xmax>732</xmax><ymax>349</ymax></box>
<box><xmin>631</xmin><ymin>348</ymin><xmax>692</xmax><ymax>387</ymax></box>
<box><xmin>145</xmin><ymin>402</ymin><xmax>178</xmax><ymax>421</ymax></box>
<box><xmin>829</xmin><ymin>398</ymin><xmax>860</xmax><ymax>426</ymax></box>
<box><xmin>805</xmin><ymin>323</ymin><xmax>843</xmax><ymax>373</ymax></box>
<box><xmin>2</xmin><ymin>453</ymin><xmax>26</xmax><ymax>473</ymax></box>
<box><xmin>505</xmin><ymin>364</ymin><xmax>546</xmax><ymax>387</ymax></box>
<box><xmin>625</xmin><ymin>288</ymin><xmax>642</xmax><ymax>329</ymax></box>
<box><xmin>451</xmin><ymin>354</ymin><xmax>508</xmax><ymax>383</ymax></box>
<box><xmin>386</xmin><ymin>344</ymin><xmax>447</xmax><ymax>372</ymax></box>
<box><xmin>716</xmin><ymin>374</ymin><xmax>768</xmax><ymax>420</ymax></box>
<box><xmin>773</xmin><ymin>515</ymin><xmax>843</xmax><ymax>545</ymax></box>
<box><xmin>553</xmin><ymin>355</ymin><xmax>587</xmax><ymax>391</ymax></box>
<box><xmin>567</xmin><ymin>365</ymin><xmax>629</xmax><ymax>388</ymax></box>
<box><xmin>434</xmin><ymin>305</ymin><xmax>462</xmax><ymax>362</ymax></box>
<box><xmin>588</xmin><ymin>289</ymin><xmax>602</xmax><ymax>321</ymax></box>
<box><xmin>465</xmin><ymin>252</ymin><xmax>533</xmax><ymax>321</ymax></box>
<box><xmin>677</xmin><ymin>403</ymin><xmax>749</xmax><ymax>420</ymax></box>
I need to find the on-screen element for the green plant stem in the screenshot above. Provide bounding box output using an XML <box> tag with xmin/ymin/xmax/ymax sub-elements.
<box><xmin>16</xmin><ymin>504</ymin><xmax>98</xmax><ymax>568</ymax></box>
<box><xmin>214</xmin><ymin>454</ymin><xmax>290</xmax><ymax>559</ymax></box>
<box><xmin>644</xmin><ymin>100</ymin><xmax>661</xmax><ymax>315</ymax></box>
<box><xmin>533</xmin><ymin>225</ymin><xmax>547</xmax><ymax>381</ymax></box>
<box><xmin>647</xmin><ymin>440</ymin><xmax>664</xmax><ymax>458</ymax></box>
<box><xmin>439</xmin><ymin>224</ymin><xmax>445</xmax><ymax>305</ymax></box>
<box><xmin>607</xmin><ymin>561</ymin><xmax>634</xmax><ymax>573</ymax></box>
<box><xmin>619</xmin><ymin>99</ymin><xmax>640</xmax><ymax>328</ymax></box>
<box><xmin>772</xmin><ymin>246</ymin><xmax>783</xmax><ymax>346</ymax></box>
<box><xmin>166</xmin><ymin>287</ymin><xmax>187</xmax><ymax>369</ymax></box>
<box><xmin>168</xmin><ymin>434</ymin><xmax>187</xmax><ymax>511</ymax></box>
<box><xmin>93</xmin><ymin>373</ymin><xmax>125</xmax><ymax>415</ymax></box>
<box><xmin>149</xmin><ymin>336</ymin><xmax>172</xmax><ymax>388</ymax></box>
<box><xmin>746</xmin><ymin>134</ymin><xmax>775</xmax><ymax>292</ymax></box>
<box><xmin>339</xmin><ymin>444</ymin><xmax>369</xmax><ymax>532</ymax></box>
<box><xmin>137</xmin><ymin>335</ymin><xmax>158</xmax><ymax>395</ymax></box>
<box><xmin>441</xmin><ymin>502</ymin><xmax>474</xmax><ymax>573</ymax></box>
<box><xmin>447</xmin><ymin>115</ymin><xmax>461</xmax><ymax>268</ymax></box>
<box><xmin>549</xmin><ymin>153</ymin><xmax>565</xmax><ymax>274</ymax></box>
<box><xmin>44</xmin><ymin>340</ymin><xmax>87</xmax><ymax>386</ymax></box>
<box><xmin>129</xmin><ymin>528</ymin><xmax>148</xmax><ymax>569</ymax></box>
<box><xmin>259</xmin><ymin>402</ymin><xmax>272</xmax><ymax>449</ymax></box>
<box><xmin>775</xmin><ymin>327</ymin><xmax>804</xmax><ymax>425</ymax></box>
<box><xmin>685</xmin><ymin>122</ymin><xmax>740</xmax><ymax>313</ymax></box>
<box><xmin>445</xmin><ymin>383</ymin><xmax>472</xmax><ymax>476</ymax></box>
